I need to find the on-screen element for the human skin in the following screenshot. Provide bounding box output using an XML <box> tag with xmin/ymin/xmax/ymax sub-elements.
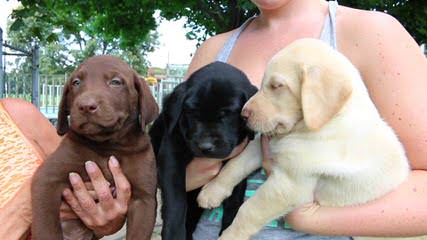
<box><xmin>0</xmin><ymin>98</ymin><xmax>61</xmax><ymax>240</ymax></box>
<box><xmin>184</xmin><ymin>0</ymin><xmax>427</xmax><ymax>236</ymax></box>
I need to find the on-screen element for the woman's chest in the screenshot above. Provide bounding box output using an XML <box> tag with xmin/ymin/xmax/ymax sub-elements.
<box><xmin>226</xmin><ymin>27</ymin><xmax>322</xmax><ymax>87</ymax></box>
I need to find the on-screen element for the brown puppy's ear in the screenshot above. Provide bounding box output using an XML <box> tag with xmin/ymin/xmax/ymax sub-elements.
<box><xmin>301</xmin><ymin>64</ymin><xmax>353</xmax><ymax>130</ymax></box>
<box><xmin>134</xmin><ymin>74</ymin><xmax>159</xmax><ymax>131</ymax></box>
<box><xmin>57</xmin><ymin>81</ymin><xmax>70</xmax><ymax>136</ymax></box>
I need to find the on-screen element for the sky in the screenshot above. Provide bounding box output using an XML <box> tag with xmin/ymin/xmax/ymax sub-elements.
<box><xmin>0</xmin><ymin>0</ymin><xmax>199</xmax><ymax>68</ymax></box>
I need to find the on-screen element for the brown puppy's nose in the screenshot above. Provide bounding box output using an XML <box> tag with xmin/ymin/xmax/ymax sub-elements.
<box><xmin>78</xmin><ymin>99</ymin><xmax>98</xmax><ymax>113</ymax></box>
<box><xmin>241</xmin><ymin>108</ymin><xmax>251</xmax><ymax>120</ymax></box>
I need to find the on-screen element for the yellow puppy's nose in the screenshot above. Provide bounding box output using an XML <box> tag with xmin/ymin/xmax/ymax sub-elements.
<box><xmin>241</xmin><ymin>108</ymin><xmax>251</xmax><ymax>120</ymax></box>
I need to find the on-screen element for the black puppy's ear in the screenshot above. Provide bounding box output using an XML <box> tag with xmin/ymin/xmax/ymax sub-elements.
<box><xmin>244</xmin><ymin>84</ymin><xmax>258</xmax><ymax>101</ymax></box>
<box><xmin>162</xmin><ymin>82</ymin><xmax>187</xmax><ymax>134</ymax></box>
<box><xmin>134</xmin><ymin>73</ymin><xmax>159</xmax><ymax>131</ymax></box>
<box><xmin>57</xmin><ymin>80</ymin><xmax>71</xmax><ymax>136</ymax></box>
<box><xmin>242</xmin><ymin>84</ymin><xmax>258</xmax><ymax>141</ymax></box>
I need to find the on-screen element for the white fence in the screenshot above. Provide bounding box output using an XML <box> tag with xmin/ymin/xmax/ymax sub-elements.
<box><xmin>2</xmin><ymin>74</ymin><xmax>182</xmax><ymax>120</ymax></box>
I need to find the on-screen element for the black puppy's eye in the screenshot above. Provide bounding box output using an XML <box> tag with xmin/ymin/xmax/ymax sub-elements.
<box><xmin>72</xmin><ymin>78</ymin><xmax>81</xmax><ymax>86</ymax></box>
<box><xmin>110</xmin><ymin>78</ymin><xmax>123</xmax><ymax>86</ymax></box>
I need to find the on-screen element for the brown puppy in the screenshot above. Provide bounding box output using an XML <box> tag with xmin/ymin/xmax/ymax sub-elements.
<box><xmin>31</xmin><ymin>55</ymin><xmax>159</xmax><ymax>240</ymax></box>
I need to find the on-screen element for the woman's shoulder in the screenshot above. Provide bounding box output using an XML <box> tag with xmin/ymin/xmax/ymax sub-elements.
<box><xmin>185</xmin><ymin>29</ymin><xmax>237</xmax><ymax>78</ymax></box>
<box><xmin>337</xmin><ymin>4</ymin><xmax>402</xmax><ymax>29</ymax></box>
<box><xmin>337</xmin><ymin>5</ymin><xmax>411</xmax><ymax>47</ymax></box>
<box><xmin>1</xmin><ymin>98</ymin><xmax>41</xmax><ymax>120</ymax></box>
<box><xmin>336</xmin><ymin>5</ymin><xmax>420</xmax><ymax>69</ymax></box>
<box><xmin>1</xmin><ymin>98</ymin><xmax>60</xmax><ymax>158</ymax></box>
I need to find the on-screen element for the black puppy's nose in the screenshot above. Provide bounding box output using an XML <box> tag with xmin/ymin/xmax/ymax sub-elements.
<box><xmin>78</xmin><ymin>99</ymin><xmax>98</xmax><ymax>113</ymax></box>
<box><xmin>198</xmin><ymin>142</ymin><xmax>215</xmax><ymax>153</ymax></box>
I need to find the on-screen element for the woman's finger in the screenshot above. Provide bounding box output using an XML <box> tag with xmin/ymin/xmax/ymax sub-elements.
<box><xmin>108</xmin><ymin>156</ymin><xmax>131</xmax><ymax>208</ymax></box>
<box><xmin>82</xmin><ymin>183</ymin><xmax>114</xmax><ymax>200</ymax></box>
<box><xmin>61</xmin><ymin>188</ymin><xmax>90</xmax><ymax>222</ymax></box>
<box><xmin>68</xmin><ymin>172</ymin><xmax>98</xmax><ymax>217</ymax></box>
<box><xmin>59</xmin><ymin>202</ymin><xmax>78</xmax><ymax>220</ymax></box>
<box><xmin>85</xmin><ymin>161</ymin><xmax>115</xmax><ymax>210</ymax></box>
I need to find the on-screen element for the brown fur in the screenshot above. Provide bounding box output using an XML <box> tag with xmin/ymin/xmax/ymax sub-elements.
<box><xmin>31</xmin><ymin>55</ymin><xmax>159</xmax><ymax>240</ymax></box>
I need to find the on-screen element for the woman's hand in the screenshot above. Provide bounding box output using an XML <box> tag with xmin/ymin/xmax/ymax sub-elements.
<box><xmin>60</xmin><ymin>156</ymin><xmax>131</xmax><ymax>237</ymax></box>
<box><xmin>185</xmin><ymin>138</ymin><xmax>250</xmax><ymax>191</ymax></box>
<box><xmin>186</xmin><ymin>158</ymin><xmax>222</xmax><ymax>191</ymax></box>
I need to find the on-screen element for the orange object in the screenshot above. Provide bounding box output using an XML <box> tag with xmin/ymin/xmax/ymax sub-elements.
<box><xmin>0</xmin><ymin>102</ymin><xmax>43</xmax><ymax>209</ymax></box>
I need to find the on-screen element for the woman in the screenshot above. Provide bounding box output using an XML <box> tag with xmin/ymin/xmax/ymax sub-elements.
<box><xmin>185</xmin><ymin>0</ymin><xmax>427</xmax><ymax>238</ymax></box>
<box><xmin>0</xmin><ymin>98</ymin><xmax>129</xmax><ymax>239</ymax></box>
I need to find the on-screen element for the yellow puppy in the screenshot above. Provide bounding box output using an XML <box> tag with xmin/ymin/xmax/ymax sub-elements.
<box><xmin>197</xmin><ymin>38</ymin><xmax>410</xmax><ymax>240</ymax></box>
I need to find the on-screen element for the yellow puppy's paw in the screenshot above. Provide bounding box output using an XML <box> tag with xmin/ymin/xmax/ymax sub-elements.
<box><xmin>197</xmin><ymin>182</ymin><xmax>231</xmax><ymax>209</ymax></box>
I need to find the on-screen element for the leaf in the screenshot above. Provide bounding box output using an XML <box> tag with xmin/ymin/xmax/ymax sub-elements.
<box><xmin>46</xmin><ymin>33</ymin><xmax>59</xmax><ymax>42</ymax></box>
<box><xmin>9</xmin><ymin>18</ymin><xmax>25</xmax><ymax>32</ymax></box>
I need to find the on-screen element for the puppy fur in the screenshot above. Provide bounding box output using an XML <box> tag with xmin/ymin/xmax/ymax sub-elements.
<box><xmin>31</xmin><ymin>56</ymin><xmax>159</xmax><ymax>240</ymax></box>
<box><xmin>149</xmin><ymin>61</ymin><xmax>258</xmax><ymax>240</ymax></box>
<box><xmin>197</xmin><ymin>39</ymin><xmax>410</xmax><ymax>240</ymax></box>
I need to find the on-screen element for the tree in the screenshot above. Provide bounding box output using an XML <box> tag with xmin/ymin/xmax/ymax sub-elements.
<box><xmin>157</xmin><ymin>0</ymin><xmax>258</xmax><ymax>43</ymax></box>
<box><xmin>10</xmin><ymin>0</ymin><xmax>426</xmax><ymax>50</ymax></box>
<box><xmin>11</xmin><ymin>0</ymin><xmax>158</xmax><ymax>50</ymax></box>
<box><xmin>8</xmin><ymin>3</ymin><xmax>160</xmax><ymax>75</ymax></box>
<box><xmin>158</xmin><ymin>0</ymin><xmax>426</xmax><ymax>44</ymax></box>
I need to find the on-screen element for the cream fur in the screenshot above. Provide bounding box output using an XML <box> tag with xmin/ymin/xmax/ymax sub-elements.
<box><xmin>197</xmin><ymin>38</ymin><xmax>410</xmax><ymax>240</ymax></box>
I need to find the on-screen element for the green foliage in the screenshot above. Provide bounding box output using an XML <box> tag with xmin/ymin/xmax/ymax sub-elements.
<box><xmin>8</xmin><ymin>0</ymin><xmax>426</xmax><ymax>62</ymax></box>
<box><xmin>7</xmin><ymin>1</ymin><xmax>160</xmax><ymax>76</ymax></box>
<box><xmin>11</xmin><ymin>0</ymin><xmax>158</xmax><ymax>49</ymax></box>
<box><xmin>157</xmin><ymin>0</ymin><xmax>258</xmax><ymax>43</ymax></box>
<box><xmin>156</xmin><ymin>0</ymin><xmax>427</xmax><ymax>44</ymax></box>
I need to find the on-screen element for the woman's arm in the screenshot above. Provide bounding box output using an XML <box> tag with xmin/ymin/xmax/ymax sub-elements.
<box><xmin>287</xmin><ymin>171</ymin><xmax>427</xmax><ymax>237</ymax></box>
<box><xmin>0</xmin><ymin>179</ymin><xmax>32</xmax><ymax>240</ymax></box>
<box><xmin>286</xmin><ymin>9</ymin><xmax>427</xmax><ymax>237</ymax></box>
<box><xmin>0</xmin><ymin>99</ymin><xmax>59</xmax><ymax>239</ymax></box>
<box><xmin>1</xmin><ymin>98</ymin><xmax>61</xmax><ymax>158</ymax></box>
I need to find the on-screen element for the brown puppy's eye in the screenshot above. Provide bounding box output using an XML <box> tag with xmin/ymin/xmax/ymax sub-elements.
<box><xmin>110</xmin><ymin>78</ymin><xmax>123</xmax><ymax>86</ymax></box>
<box><xmin>72</xmin><ymin>79</ymin><xmax>81</xmax><ymax>86</ymax></box>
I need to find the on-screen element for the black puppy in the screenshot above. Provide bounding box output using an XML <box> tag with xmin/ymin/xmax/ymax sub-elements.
<box><xmin>149</xmin><ymin>61</ymin><xmax>257</xmax><ymax>240</ymax></box>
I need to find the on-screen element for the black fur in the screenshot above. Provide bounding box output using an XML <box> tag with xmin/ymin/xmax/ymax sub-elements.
<box><xmin>149</xmin><ymin>61</ymin><xmax>258</xmax><ymax>240</ymax></box>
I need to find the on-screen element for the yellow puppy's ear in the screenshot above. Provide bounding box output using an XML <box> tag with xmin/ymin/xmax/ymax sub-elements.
<box><xmin>301</xmin><ymin>64</ymin><xmax>353</xmax><ymax>130</ymax></box>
